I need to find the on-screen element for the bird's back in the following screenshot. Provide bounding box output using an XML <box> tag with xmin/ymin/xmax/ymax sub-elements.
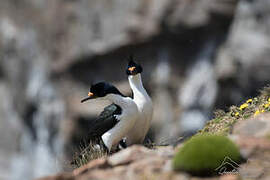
<box><xmin>88</xmin><ymin>104</ymin><xmax>122</xmax><ymax>138</ymax></box>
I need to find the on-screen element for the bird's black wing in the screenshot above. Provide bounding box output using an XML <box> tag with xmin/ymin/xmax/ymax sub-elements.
<box><xmin>88</xmin><ymin>104</ymin><xmax>122</xmax><ymax>137</ymax></box>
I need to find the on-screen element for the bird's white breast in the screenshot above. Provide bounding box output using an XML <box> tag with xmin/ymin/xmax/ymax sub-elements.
<box><xmin>102</xmin><ymin>96</ymin><xmax>139</xmax><ymax>150</ymax></box>
<box><xmin>126</xmin><ymin>74</ymin><xmax>153</xmax><ymax>144</ymax></box>
<box><xmin>127</xmin><ymin>95</ymin><xmax>152</xmax><ymax>144</ymax></box>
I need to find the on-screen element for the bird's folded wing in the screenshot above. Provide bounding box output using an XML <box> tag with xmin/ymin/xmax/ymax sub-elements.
<box><xmin>88</xmin><ymin>104</ymin><xmax>122</xmax><ymax>137</ymax></box>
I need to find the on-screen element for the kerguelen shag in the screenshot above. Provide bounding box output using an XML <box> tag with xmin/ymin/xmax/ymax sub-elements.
<box><xmin>125</xmin><ymin>56</ymin><xmax>153</xmax><ymax>145</ymax></box>
<box><xmin>81</xmin><ymin>82</ymin><xmax>139</xmax><ymax>152</ymax></box>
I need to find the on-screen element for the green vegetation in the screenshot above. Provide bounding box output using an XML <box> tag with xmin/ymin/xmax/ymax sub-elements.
<box><xmin>199</xmin><ymin>86</ymin><xmax>270</xmax><ymax>135</ymax></box>
<box><xmin>172</xmin><ymin>134</ymin><xmax>242</xmax><ymax>176</ymax></box>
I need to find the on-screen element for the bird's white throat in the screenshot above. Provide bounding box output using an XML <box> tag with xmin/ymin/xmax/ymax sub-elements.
<box><xmin>104</xmin><ymin>94</ymin><xmax>130</xmax><ymax>109</ymax></box>
<box><xmin>126</xmin><ymin>73</ymin><xmax>153</xmax><ymax>144</ymax></box>
<box><xmin>128</xmin><ymin>74</ymin><xmax>149</xmax><ymax>102</ymax></box>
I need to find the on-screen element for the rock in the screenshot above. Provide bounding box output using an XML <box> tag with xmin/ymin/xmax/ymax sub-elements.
<box><xmin>108</xmin><ymin>145</ymin><xmax>155</xmax><ymax>166</ymax></box>
<box><xmin>73</xmin><ymin>158</ymin><xmax>109</xmax><ymax>176</ymax></box>
<box><xmin>240</xmin><ymin>161</ymin><xmax>265</xmax><ymax>180</ymax></box>
<box><xmin>37</xmin><ymin>173</ymin><xmax>74</xmax><ymax>180</ymax></box>
<box><xmin>219</xmin><ymin>174</ymin><xmax>239</xmax><ymax>180</ymax></box>
<box><xmin>233</xmin><ymin>113</ymin><xmax>270</xmax><ymax>138</ymax></box>
<box><xmin>231</xmin><ymin>121</ymin><xmax>270</xmax><ymax>180</ymax></box>
<box><xmin>0</xmin><ymin>82</ymin><xmax>22</xmax><ymax>180</ymax></box>
<box><xmin>166</xmin><ymin>0</ymin><xmax>237</xmax><ymax>28</ymax></box>
<box><xmin>215</xmin><ymin>0</ymin><xmax>270</xmax><ymax>107</ymax></box>
<box><xmin>42</xmin><ymin>145</ymin><xmax>176</xmax><ymax>180</ymax></box>
<box><xmin>233</xmin><ymin>135</ymin><xmax>270</xmax><ymax>179</ymax></box>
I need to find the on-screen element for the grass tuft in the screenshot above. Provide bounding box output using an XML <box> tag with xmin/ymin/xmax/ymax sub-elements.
<box><xmin>71</xmin><ymin>138</ymin><xmax>157</xmax><ymax>169</ymax></box>
<box><xmin>71</xmin><ymin>139</ymin><xmax>108</xmax><ymax>168</ymax></box>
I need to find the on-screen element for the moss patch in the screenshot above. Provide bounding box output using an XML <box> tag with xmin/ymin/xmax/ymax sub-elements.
<box><xmin>172</xmin><ymin>134</ymin><xmax>242</xmax><ymax>176</ymax></box>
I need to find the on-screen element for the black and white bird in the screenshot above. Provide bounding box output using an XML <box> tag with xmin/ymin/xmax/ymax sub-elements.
<box><xmin>125</xmin><ymin>58</ymin><xmax>153</xmax><ymax>145</ymax></box>
<box><xmin>81</xmin><ymin>82</ymin><xmax>139</xmax><ymax>152</ymax></box>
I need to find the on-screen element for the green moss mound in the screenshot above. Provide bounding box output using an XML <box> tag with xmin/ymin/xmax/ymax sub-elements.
<box><xmin>173</xmin><ymin>134</ymin><xmax>242</xmax><ymax>176</ymax></box>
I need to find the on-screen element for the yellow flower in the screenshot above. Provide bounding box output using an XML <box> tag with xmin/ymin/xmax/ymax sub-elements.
<box><xmin>264</xmin><ymin>103</ymin><xmax>270</xmax><ymax>108</ymax></box>
<box><xmin>261</xmin><ymin>109</ymin><xmax>265</xmax><ymax>113</ymax></box>
<box><xmin>268</xmin><ymin>97</ymin><xmax>270</xmax><ymax>102</ymax></box>
<box><xmin>246</xmin><ymin>99</ymin><xmax>252</xmax><ymax>103</ymax></box>
<box><xmin>254</xmin><ymin>110</ymin><xmax>260</xmax><ymax>116</ymax></box>
<box><xmin>239</xmin><ymin>103</ymin><xmax>248</xmax><ymax>110</ymax></box>
<box><xmin>235</xmin><ymin>112</ymin><xmax>240</xmax><ymax>117</ymax></box>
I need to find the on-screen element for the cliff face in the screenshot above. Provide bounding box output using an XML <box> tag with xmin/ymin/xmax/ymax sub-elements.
<box><xmin>0</xmin><ymin>0</ymin><xmax>270</xmax><ymax>179</ymax></box>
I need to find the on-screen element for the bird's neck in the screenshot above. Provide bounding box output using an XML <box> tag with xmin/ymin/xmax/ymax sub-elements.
<box><xmin>106</xmin><ymin>94</ymin><xmax>129</xmax><ymax>109</ymax></box>
<box><xmin>128</xmin><ymin>74</ymin><xmax>149</xmax><ymax>101</ymax></box>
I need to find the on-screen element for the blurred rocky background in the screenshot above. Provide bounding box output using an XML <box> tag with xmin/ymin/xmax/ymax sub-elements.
<box><xmin>0</xmin><ymin>0</ymin><xmax>270</xmax><ymax>179</ymax></box>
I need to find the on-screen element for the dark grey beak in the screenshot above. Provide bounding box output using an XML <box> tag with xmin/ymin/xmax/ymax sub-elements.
<box><xmin>81</xmin><ymin>97</ymin><xmax>91</xmax><ymax>103</ymax></box>
<box><xmin>81</xmin><ymin>92</ymin><xmax>95</xmax><ymax>103</ymax></box>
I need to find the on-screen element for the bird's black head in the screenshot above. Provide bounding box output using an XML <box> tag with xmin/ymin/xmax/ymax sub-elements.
<box><xmin>81</xmin><ymin>82</ymin><xmax>124</xmax><ymax>103</ymax></box>
<box><xmin>126</xmin><ymin>56</ymin><xmax>143</xmax><ymax>76</ymax></box>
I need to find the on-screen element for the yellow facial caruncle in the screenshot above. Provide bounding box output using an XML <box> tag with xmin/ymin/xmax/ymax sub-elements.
<box><xmin>128</xmin><ymin>66</ymin><xmax>136</xmax><ymax>72</ymax></box>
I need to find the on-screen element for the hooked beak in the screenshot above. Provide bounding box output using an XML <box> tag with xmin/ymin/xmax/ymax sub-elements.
<box><xmin>81</xmin><ymin>92</ymin><xmax>95</xmax><ymax>103</ymax></box>
<box><xmin>128</xmin><ymin>66</ymin><xmax>136</xmax><ymax>74</ymax></box>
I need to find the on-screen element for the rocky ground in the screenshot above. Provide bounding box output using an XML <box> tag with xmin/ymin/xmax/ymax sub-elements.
<box><xmin>38</xmin><ymin>114</ymin><xmax>270</xmax><ymax>180</ymax></box>
<box><xmin>39</xmin><ymin>89</ymin><xmax>270</xmax><ymax>180</ymax></box>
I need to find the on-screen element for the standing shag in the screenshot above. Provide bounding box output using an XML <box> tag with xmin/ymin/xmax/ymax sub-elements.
<box><xmin>125</xmin><ymin>57</ymin><xmax>153</xmax><ymax>145</ymax></box>
<box><xmin>81</xmin><ymin>82</ymin><xmax>139</xmax><ymax>152</ymax></box>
